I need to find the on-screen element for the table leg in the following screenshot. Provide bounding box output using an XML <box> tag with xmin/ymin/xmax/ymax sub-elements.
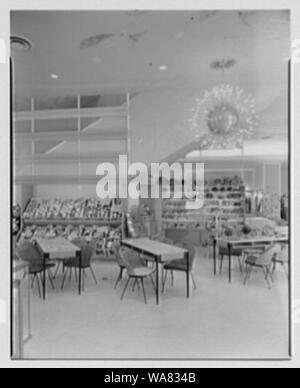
<box><xmin>78</xmin><ymin>250</ymin><xmax>82</xmax><ymax>296</ymax></box>
<box><xmin>228</xmin><ymin>243</ymin><xmax>232</xmax><ymax>283</ymax></box>
<box><xmin>213</xmin><ymin>238</ymin><xmax>217</xmax><ymax>276</ymax></box>
<box><xmin>42</xmin><ymin>253</ymin><xmax>48</xmax><ymax>301</ymax></box>
<box><xmin>156</xmin><ymin>255</ymin><xmax>160</xmax><ymax>305</ymax></box>
<box><xmin>186</xmin><ymin>251</ymin><xmax>190</xmax><ymax>299</ymax></box>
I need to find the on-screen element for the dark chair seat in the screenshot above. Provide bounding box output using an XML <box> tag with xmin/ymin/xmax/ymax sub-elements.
<box><xmin>219</xmin><ymin>245</ymin><xmax>243</xmax><ymax>276</ymax></box>
<box><xmin>164</xmin><ymin>259</ymin><xmax>190</xmax><ymax>271</ymax></box>
<box><xmin>127</xmin><ymin>266</ymin><xmax>156</xmax><ymax>278</ymax></box>
<box><xmin>16</xmin><ymin>241</ymin><xmax>56</xmax><ymax>297</ymax></box>
<box><xmin>29</xmin><ymin>262</ymin><xmax>56</xmax><ymax>274</ymax></box>
<box><xmin>245</xmin><ymin>255</ymin><xmax>261</xmax><ymax>267</ymax></box>
<box><xmin>61</xmin><ymin>240</ymin><xmax>97</xmax><ymax>290</ymax></box>
<box><xmin>163</xmin><ymin>242</ymin><xmax>197</xmax><ymax>292</ymax></box>
<box><xmin>219</xmin><ymin>246</ymin><xmax>242</xmax><ymax>256</ymax></box>
<box><xmin>63</xmin><ymin>257</ymin><xmax>90</xmax><ymax>269</ymax></box>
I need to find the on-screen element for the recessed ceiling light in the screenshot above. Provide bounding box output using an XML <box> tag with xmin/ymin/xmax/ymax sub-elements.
<box><xmin>159</xmin><ymin>66</ymin><xmax>168</xmax><ymax>71</ymax></box>
<box><xmin>10</xmin><ymin>35</ymin><xmax>32</xmax><ymax>52</ymax></box>
<box><xmin>50</xmin><ymin>74</ymin><xmax>59</xmax><ymax>79</ymax></box>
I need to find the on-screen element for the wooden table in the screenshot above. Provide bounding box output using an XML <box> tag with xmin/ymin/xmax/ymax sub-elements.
<box><xmin>36</xmin><ymin>238</ymin><xmax>80</xmax><ymax>300</ymax></box>
<box><xmin>213</xmin><ymin>236</ymin><xmax>289</xmax><ymax>283</ymax></box>
<box><xmin>121</xmin><ymin>238</ymin><xmax>189</xmax><ymax>305</ymax></box>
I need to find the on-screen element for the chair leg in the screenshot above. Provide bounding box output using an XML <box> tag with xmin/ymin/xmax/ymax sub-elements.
<box><xmin>219</xmin><ymin>255</ymin><xmax>224</xmax><ymax>275</ymax></box>
<box><xmin>48</xmin><ymin>270</ymin><xmax>55</xmax><ymax>290</ymax></box>
<box><xmin>61</xmin><ymin>268</ymin><xmax>68</xmax><ymax>289</ymax></box>
<box><xmin>243</xmin><ymin>265</ymin><xmax>251</xmax><ymax>285</ymax></box>
<box><xmin>283</xmin><ymin>263</ymin><xmax>289</xmax><ymax>279</ymax></box>
<box><xmin>162</xmin><ymin>270</ymin><xmax>168</xmax><ymax>293</ymax></box>
<box><xmin>90</xmin><ymin>265</ymin><xmax>98</xmax><ymax>285</ymax></box>
<box><xmin>150</xmin><ymin>274</ymin><xmax>156</xmax><ymax>293</ymax></box>
<box><xmin>262</xmin><ymin>267</ymin><xmax>272</xmax><ymax>289</ymax></box>
<box><xmin>31</xmin><ymin>274</ymin><xmax>36</xmax><ymax>289</ymax></box>
<box><xmin>121</xmin><ymin>278</ymin><xmax>131</xmax><ymax>301</ymax></box>
<box><xmin>82</xmin><ymin>269</ymin><xmax>85</xmax><ymax>291</ymax></box>
<box><xmin>114</xmin><ymin>267</ymin><xmax>123</xmax><ymax>289</ymax></box>
<box><xmin>248</xmin><ymin>265</ymin><xmax>253</xmax><ymax>281</ymax></box>
<box><xmin>53</xmin><ymin>261</ymin><xmax>61</xmax><ymax>279</ymax></box>
<box><xmin>75</xmin><ymin>267</ymin><xmax>78</xmax><ymax>283</ymax></box>
<box><xmin>191</xmin><ymin>273</ymin><xmax>197</xmax><ymax>290</ymax></box>
<box><xmin>267</xmin><ymin>265</ymin><xmax>274</xmax><ymax>283</ymax></box>
<box><xmin>140</xmin><ymin>278</ymin><xmax>147</xmax><ymax>304</ymax></box>
<box><xmin>161</xmin><ymin>265</ymin><xmax>165</xmax><ymax>288</ymax></box>
<box><xmin>171</xmin><ymin>270</ymin><xmax>174</xmax><ymax>286</ymax></box>
<box><xmin>132</xmin><ymin>279</ymin><xmax>138</xmax><ymax>292</ymax></box>
<box><xmin>36</xmin><ymin>274</ymin><xmax>41</xmax><ymax>298</ymax></box>
<box><xmin>69</xmin><ymin>267</ymin><xmax>72</xmax><ymax>283</ymax></box>
<box><xmin>238</xmin><ymin>257</ymin><xmax>243</xmax><ymax>275</ymax></box>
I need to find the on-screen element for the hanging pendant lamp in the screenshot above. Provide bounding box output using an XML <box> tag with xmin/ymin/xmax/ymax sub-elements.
<box><xmin>190</xmin><ymin>59</ymin><xmax>259</xmax><ymax>150</ymax></box>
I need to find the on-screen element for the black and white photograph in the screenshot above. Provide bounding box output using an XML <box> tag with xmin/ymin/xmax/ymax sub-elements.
<box><xmin>1</xmin><ymin>0</ymin><xmax>300</xmax><ymax>369</ymax></box>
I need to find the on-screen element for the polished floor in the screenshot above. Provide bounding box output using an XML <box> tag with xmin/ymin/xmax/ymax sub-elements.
<box><xmin>23</xmin><ymin>247</ymin><xmax>290</xmax><ymax>359</ymax></box>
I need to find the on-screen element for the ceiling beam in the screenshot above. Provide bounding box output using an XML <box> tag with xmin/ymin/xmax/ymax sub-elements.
<box><xmin>14</xmin><ymin>153</ymin><xmax>120</xmax><ymax>163</ymax></box>
<box><xmin>13</xmin><ymin>130</ymin><xmax>127</xmax><ymax>142</ymax></box>
<box><xmin>13</xmin><ymin>106</ymin><xmax>127</xmax><ymax>121</ymax></box>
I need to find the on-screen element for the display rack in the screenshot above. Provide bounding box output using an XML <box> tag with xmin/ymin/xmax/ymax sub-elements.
<box><xmin>162</xmin><ymin>177</ymin><xmax>245</xmax><ymax>232</ymax></box>
<box><xmin>13</xmin><ymin>204</ymin><xmax>22</xmax><ymax>236</ymax></box>
<box><xmin>20</xmin><ymin>198</ymin><xmax>125</xmax><ymax>256</ymax></box>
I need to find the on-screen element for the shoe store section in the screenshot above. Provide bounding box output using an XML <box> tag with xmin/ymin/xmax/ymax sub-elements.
<box><xmin>11</xmin><ymin>10</ymin><xmax>290</xmax><ymax>359</ymax></box>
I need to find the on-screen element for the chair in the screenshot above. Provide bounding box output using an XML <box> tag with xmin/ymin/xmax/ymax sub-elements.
<box><xmin>162</xmin><ymin>241</ymin><xmax>197</xmax><ymax>293</ymax></box>
<box><xmin>112</xmin><ymin>242</ymin><xmax>126</xmax><ymax>289</ymax></box>
<box><xmin>243</xmin><ymin>244</ymin><xmax>279</xmax><ymax>288</ymax></box>
<box><xmin>119</xmin><ymin>247</ymin><xmax>156</xmax><ymax>304</ymax></box>
<box><xmin>219</xmin><ymin>245</ymin><xmax>244</xmax><ymax>275</ymax></box>
<box><xmin>272</xmin><ymin>246</ymin><xmax>289</xmax><ymax>279</ymax></box>
<box><xmin>53</xmin><ymin>237</ymin><xmax>88</xmax><ymax>279</ymax></box>
<box><xmin>16</xmin><ymin>241</ymin><xmax>55</xmax><ymax>298</ymax></box>
<box><xmin>61</xmin><ymin>240</ymin><xmax>97</xmax><ymax>290</ymax></box>
<box><xmin>151</xmin><ymin>233</ymin><xmax>174</xmax><ymax>246</ymax></box>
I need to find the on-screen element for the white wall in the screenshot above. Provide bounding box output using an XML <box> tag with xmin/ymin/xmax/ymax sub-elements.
<box><xmin>35</xmin><ymin>185</ymin><xmax>97</xmax><ymax>199</ymax></box>
<box><xmin>17</xmin><ymin>89</ymin><xmax>288</xmax><ymax>200</ymax></box>
<box><xmin>131</xmin><ymin>90</ymin><xmax>197</xmax><ymax>164</ymax></box>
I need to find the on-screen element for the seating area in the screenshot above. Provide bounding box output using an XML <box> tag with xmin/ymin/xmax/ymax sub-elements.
<box><xmin>14</xmin><ymin>235</ymin><xmax>289</xmax><ymax>308</ymax></box>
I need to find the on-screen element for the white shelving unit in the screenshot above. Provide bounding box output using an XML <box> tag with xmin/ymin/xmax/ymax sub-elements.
<box><xmin>13</xmin><ymin>92</ymin><xmax>131</xmax><ymax>185</ymax></box>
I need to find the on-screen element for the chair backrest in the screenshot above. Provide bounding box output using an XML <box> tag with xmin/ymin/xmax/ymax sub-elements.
<box><xmin>112</xmin><ymin>242</ymin><xmax>125</xmax><ymax>268</ymax></box>
<box><xmin>71</xmin><ymin>239</ymin><xmax>94</xmax><ymax>267</ymax></box>
<box><xmin>175</xmin><ymin>241</ymin><xmax>196</xmax><ymax>270</ymax></box>
<box><xmin>258</xmin><ymin>244</ymin><xmax>281</xmax><ymax>265</ymax></box>
<box><xmin>276</xmin><ymin>246</ymin><xmax>289</xmax><ymax>262</ymax></box>
<box><xmin>119</xmin><ymin>247</ymin><xmax>143</xmax><ymax>275</ymax></box>
<box><xmin>71</xmin><ymin>237</ymin><xmax>84</xmax><ymax>247</ymax></box>
<box><xmin>16</xmin><ymin>241</ymin><xmax>42</xmax><ymax>263</ymax></box>
<box><xmin>156</xmin><ymin>237</ymin><xmax>174</xmax><ymax>245</ymax></box>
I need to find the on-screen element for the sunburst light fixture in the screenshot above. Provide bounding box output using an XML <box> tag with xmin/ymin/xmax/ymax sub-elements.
<box><xmin>190</xmin><ymin>59</ymin><xmax>259</xmax><ymax>150</ymax></box>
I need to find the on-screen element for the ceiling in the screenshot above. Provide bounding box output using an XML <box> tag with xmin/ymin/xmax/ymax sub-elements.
<box><xmin>11</xmin><ymin>10</ymin><xmax>290</xmax><ymax>103</ymax></box>
<box><xmin>11</xmin><ymin>10</ymin><xmax>290</xmax><ymax>165</ymax></box>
